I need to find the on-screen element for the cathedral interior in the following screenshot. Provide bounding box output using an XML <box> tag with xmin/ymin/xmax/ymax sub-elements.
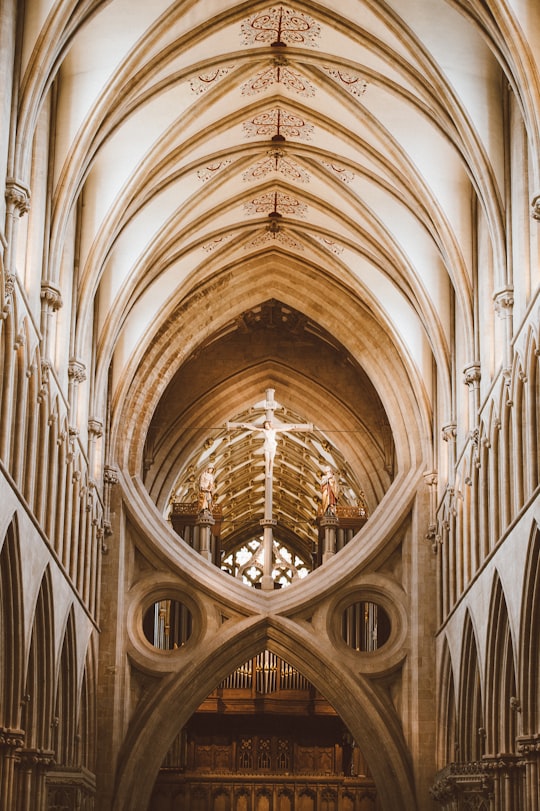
<box><xmin>1</xmin><ymin>1</ymin><xmax>540</xmax><ymax>810</ymax></box>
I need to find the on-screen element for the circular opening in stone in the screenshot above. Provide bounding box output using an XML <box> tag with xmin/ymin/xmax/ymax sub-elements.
<box><xmin>341</xmin><ymin>601</ymin><xmax>391</xmax><ymax>652</ymax></box>
<box><xmin>143</xmin><ymin>599</ymin><xmax>193</xmax><ymax>650</ymax></box>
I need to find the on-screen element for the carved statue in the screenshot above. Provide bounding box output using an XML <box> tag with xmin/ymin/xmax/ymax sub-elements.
<box><xmin>226</xmin><ymin>418</ymin><xmax>312</xmax><ymax>477</ymax></box>
<box><xmin>198</xmin><ymin>465</ymin><xmax>216</xmax><ymax>513</ymax></box>
<box><xmin>321</xmin><ymin>465</ymin><xmax>339</xmax><ymax>515</ymax></box>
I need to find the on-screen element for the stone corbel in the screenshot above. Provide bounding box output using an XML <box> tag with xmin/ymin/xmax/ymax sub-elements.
<box><xmin>68</xmin><ymin>359</ymin><xmax>86</xmax><ymax>384</ymax></box>
<box><xmin>441</xmin><ymin>423</ymin><xmax>457</xmax><ymax>443</ymax></box>
<box><xmin>5</xmin><ymin>178</ymin><xmax>31</xmax><ymax>217</ymax></box>
<box><xmin>531</xmin><ymin>194</ymin><xmax>540</xmax><ymax>221</ymax></box>
<box><xmin>463</xmin><ymin>362</ymin><xmax>481</xmax><ymax>389</ymax></box>
<box><xmin>40</xmin><ymin>280</ymin><xmax>63</xmax><ymax>312</ymax></box>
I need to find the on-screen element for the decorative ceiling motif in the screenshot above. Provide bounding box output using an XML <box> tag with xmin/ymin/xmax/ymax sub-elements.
<box><xmin>245</xmin><ymin>227</ymin><xmax>303</xmax><ymax>251</ymax></box>
<box><xmin>241</xmin><ymin>62</ymin><xmax>316</xmax><ymax>97</ymax></box>
<box><xmin>319</xmin><ymin>160</ymin><xmax>355</xmax><ymax>183</ymax></box>
<box><xmin>242</xmin><ymin>107</ymin><xmax>314</xmax><ymax>140</ymax></box>
<box><xmin>202</xmin><ymin>234</ymin><xmax>233</xmax><ymax>252</ymax></box>
<box><xmin>240</xmin><ymin>6</ymin><xmax>321</xmax><ymax>48</ymax></box>
<box><xmin>242</xmin><ymin>149</ymin><xmax>311</xmax><ymax>183</ymax></box>
<box><xmin>321</xmin><ymin>67</ymin><xmax>368</xmax><ymax>97</ymax></box>
<box><xmin>197</xmin><ymin>161</ymin><xmax>232</xmax><ymax>182</ymax></box>
<box><xmin>244</xmin><ymin>191</ymin><xmax>307</xmax><ymax>217</ymax></box>
<box><xmin>190</xmin><ymin>67</ymin><xmax>235</xmax><ymax>95</ymax></box>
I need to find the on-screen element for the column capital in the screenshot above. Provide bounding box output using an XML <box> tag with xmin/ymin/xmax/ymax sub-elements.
<box><xmin>104</xmin><ymin>465</ymin><xmax>119</xmax><ymax>486</ymax></box>
<box><xmin>442</xmin><ymin>423</ymin><xmax>457</xmax><ymax>442</ymax></box>
<box><xmin>40</xmin><ymin>280</ymin><xmax>63</xmax><ymax>311</ymax></box>
<box><xmin>68</xmin><ymin>359</ymin><xmax>87</xmax><ymax>383</ymax></box>
<box><xmin>517</xmin><ymin>734</ymin><xmax>540</xmax><ymax>756</ymax></box>
<box><xmin>463</xmin><ymin>362</ymin><xmax>481</xmax><ymax>387</ymax></box>
<box><xmin>493</xmin><ymin>286</ymin><xmax>514</xmax><ymax>315</ymax></box>
<box><xmin>5</xmin><ymin>178</ymin><xmax>30</xmax><ymax>216</ymax></box>
<box><xmin>0</xmin><ymin>727</ymin><xmax>25</xmax><ymax>750</ymax></box>
<box><xmin>531</xmin><ymin>193</ymin><xmax>540</xmax><ymax>221</ymax></box>
<box><xmin>196</xmin><ymin>509</ymin><xmax>215</xmax><ymax>527</ymax></box>
<box><xmin>88</xmin><ymin>418</ymin><xmax>103</xmax><ymax>437</ymax></box>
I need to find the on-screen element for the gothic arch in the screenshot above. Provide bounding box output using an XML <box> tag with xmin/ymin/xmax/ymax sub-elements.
<box><xmin>21</xmin><ymin>565</ymin><xmax>55</xmax><ymax>751</ymax></box>
<box><xmin>53</xmin><ymin>607</ymin><xmax>78</xmax><ymax>766</ymax></box>
<box><xmin>437</xmin><ymin>637</ymin><xmax>457</xmax><ymax>768</ymax></box>
<box><xmin>457</xmin><ymin>611</ymin><xmax>484</xmax><ymax>762</ymax></box>
<box><xmin>0</xmin><ymin>517</ymin><xmax>24</xmax><ymax>730</ymax></box>
<box><xmin>113</xmin><ymin>621</ymin><xmax>417</xmax><ymax>811</ymax></box>
<box><xmin>484</xmin><ymin>572</ymin><xmax>518</xmax><ymax>755</ymax></box>
<box><xmin>77</xmin><ymin>638</ymin><xmax>97</xmax><ymax>772</ymax></box>
<box><xmin>519</xmin><ymin>524</ymin><xmax>540</xmax><ymax>733</ymax></box>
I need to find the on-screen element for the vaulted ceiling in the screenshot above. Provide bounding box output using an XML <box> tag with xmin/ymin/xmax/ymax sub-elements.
<box><xmin>19</xmin><ymin>0</ymin><xmax>534</xmax><ymax>567</ymax></box>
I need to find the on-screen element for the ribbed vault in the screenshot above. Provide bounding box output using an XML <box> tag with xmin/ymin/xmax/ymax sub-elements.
<box><xmin>10</xmin><ymin>1</ymin><xmax>540</xmax><ymax>810</ymax></box>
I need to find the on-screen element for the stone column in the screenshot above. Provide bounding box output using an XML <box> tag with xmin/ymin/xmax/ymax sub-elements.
<box><xmin>88</xmin><ymin>418</ymin><xmax>103</xmax><ymax>481</ymax></box>
<box><xmin>3</xmin><ymin>178</ymin><xmax>30</xmax><ymax>316</ymax></box>
<box><xmin>260</xmin><ymin>517</ymin><xmax>277</xmax><ymax>589</ymax></box>
<box><xmin>68</xmin><ymin>359</ymin><xmax>86</xmax><ymax>426</ymax></box>
<box><xmin>197</xmin><ymin>510</ymin><xmax>215</xmax><ymax>562</ymax></box>
<box><xmin>463</xmin><ymin>363</ymin><xmax>481</xmax><ymax>431</ymax></box>
<box><xmin>442</xmin><ymin>423</ymin><xmax>457</xmax><ymax>481</ymax></box>
<box><xmin>517</xmin><ymin>734</ymin><xmax>540</xmax><ymax>810</ymax></box>
<box><xmin>320</xmin><ymin>513</ymin><xmax>338</xmax><ymax>563</ymax></box>
<box><xmin>493</xmin><ymin>288</ymin><xmax>514</xmax><ymax>387</ymax></box>
<box><xmin>0</xmin><ymin>727</ymin><xmax>25</xmax><ymax>810</ymax></box>
<box><xmin>16</xmin><ymin>748</ymin><xmax>55</xmax><ymax>811</ymax></box>
<box><xmin>103</xmin><ymin>464</ymin><xmax>119</xmax><ymax>537</ymax></box>
<box><xmin>40</xmin><ymin>281</ymin><xmax>63</xmax><ymax>361</ymax></box>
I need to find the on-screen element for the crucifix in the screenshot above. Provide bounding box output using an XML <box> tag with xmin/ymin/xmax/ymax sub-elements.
<box><xmin>227</xmin><ymin>388</ymin><xmax>313</xmax><ymax>590</ymax></box>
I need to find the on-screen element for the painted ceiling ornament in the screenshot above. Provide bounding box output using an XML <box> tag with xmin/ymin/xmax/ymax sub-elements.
<box><xmin>241</xmin><ymin>62</ymin><xmax>315</xmax><ymax>97</ymax></box>
<box><xmin>314</xmin><ymin>235</ymin><xmax>344</xmax><ymax>255</ymax></box>
<box><xmin>246</xmin><ymin>229</ymin><xmax>303</xmax><ymax>250</ymax></box>
<box><xmin>321</xmin><ymin>66</ymin><xmax>368</xmax><ymax>97</ymax></box>
<box><xmin>242</xmin><ymin>107</ymin><xmax>314</xmax><ymax>140</ymax></box>
<box><xmin>319</xmin><ymin>159</ymin><xmax>355</xmax><ymax>183</ymax></box>
<box><xmin>241</xmin><ymin>6</ymin><xmax>321</xmax><ymax>48</ymax></box>
<box><xmin>202</xmin><ymin>234</ymin><xmax>233</xmax><ymax>252</ymax></box>
<box><xmin>197</xmin><ymin>160</ymin><xmax>232</xmax><ymax>182</ymax></box>
<box><xmin>189</xmin><ymin>66</ymin><xmax>235</xmax><ymax>95</ymax></box>
<box><xmin>243</xmin><ymin>149</ymin><xmax>310</xmax><ymax>183</ymax></box>
<box><xmin>244</xmin><ymin>190</ymin><xmax>307</xmax><ymax>217</ymax></box>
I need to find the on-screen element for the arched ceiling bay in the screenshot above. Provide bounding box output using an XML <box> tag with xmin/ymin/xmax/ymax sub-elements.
<box><xmin>143</xmin><ymin>299</ymin><xmax>394</xmax><ymax>558</ymax></box>
<box><xmin>38</xmin><ymin>0</ymin><xmax>511</xmax><ymax>387</ymax></box>
<box><xmin>18</xmin><ymin>0</ymin><xmax>523</xmax><ymax>545</ymax></box>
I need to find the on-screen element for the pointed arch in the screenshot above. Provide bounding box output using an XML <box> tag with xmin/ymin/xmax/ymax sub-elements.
<box><xmin>113</xmin><ymin>619</ymin><xmax>417</xmax><ymax>811</ymax></box>
<box><xmin>524</xmin><ymin>329</ymin><xmax>540</xmax><ymax>493</ymax></box>
<box><xmin>437</xmin><ymin>637</ymin><xmax>457</xmax><ymax>768</ymax></box>
<box><xmin>485</xmin><ymin>572</ymin><xmax>518</xmax><ymax>755</ymax></box>
<box><xmin>519</xmin><ymin>524</ymin><xmax>540</xmax><ymax>734</ymax></box>
<box><xmin>77</xmin><ymin>634</ymin><xmax>98</xmax><ymax>772</ymax></box>
<box><xmin>457</xmin><ymin>611</ymin><xmax>484</xmax><ymax>762</ymax></box>
<box><xmin>53</xmin><ymin>607</ymin><xmax>78</xmax><ymax>766</ymax></box>
<box><xmin>21</xmin><ymin>566</ymin><xmax>55</xmax><ymax>751</ymax></box>
<box><xmin>0</xmin><ymin>517</ymin><xmax>25</xmax><ymax>730</ymax></box>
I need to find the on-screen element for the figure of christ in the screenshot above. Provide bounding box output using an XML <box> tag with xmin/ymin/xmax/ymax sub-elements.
<box><xmin>226</xmin><ymin>418</ymin><xmax>313</xmax><ymax>477</ymax></box>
